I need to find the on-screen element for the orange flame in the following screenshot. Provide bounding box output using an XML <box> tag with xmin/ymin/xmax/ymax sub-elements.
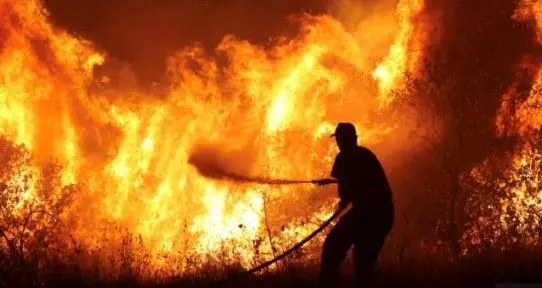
<box><xmin>373</xmin><ymin>0</ymin><xmax>425</xmax><ymax>104</ymax></box>
<box><xmin>0</xmin><ymin>0</ymin><xmax>425</xmax><ymax>278</ymax></box>
<box><xmin>464</xmin><ymin>0</ymin><xmax>542</xmax><ymax>251</ymax></box>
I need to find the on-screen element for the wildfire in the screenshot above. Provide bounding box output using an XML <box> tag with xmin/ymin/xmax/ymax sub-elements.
<box><xmin>463</xmin><ymin>0</ymin><xmax>542</xmax><ymax>251</ymax></box>
<box><xmin>0</xmin><ymin>0</ymin><xmax>425</xmax><ymax>279</ymax></box>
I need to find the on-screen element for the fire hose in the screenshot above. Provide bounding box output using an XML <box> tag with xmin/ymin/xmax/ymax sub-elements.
<box><xmin>187</xmin><ymin>157</ymin><xmax>348</xmax><ymax>284</ymax></box>
<box><xmin>235</xmin><ymin>203</ymin><xmax>349</xmax><ymax>277</ymax></box>
<box><xmin>187</xmin><ymin>147</ymin><xmax>356</xmax><ymax>286</ymax></box>
<box><xmin>211</xmin><ymin>188</ymin><xmax>350</xmax><ymax>285</ymax></box>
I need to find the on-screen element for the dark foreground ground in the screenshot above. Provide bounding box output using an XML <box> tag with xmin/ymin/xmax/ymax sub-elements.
<box><xmin>157</xmin><ymin>261</ymin><xmax>542</xmax><ymax>288</ymax></box>
<box><xmin>12</xmin><ymin>252</ymin><xmax>541</xmax><ymax>288</ymax></box>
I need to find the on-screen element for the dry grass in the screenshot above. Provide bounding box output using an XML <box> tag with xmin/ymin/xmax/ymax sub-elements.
<box><xmin>1</xmin><ymin>135</ymin><xmax>542</xmax><ymax>288</ymax></box>
<box><xmin>2</xmin><ymin>240</ymin><xmax>542</xmax><ymax>288</ymax></box>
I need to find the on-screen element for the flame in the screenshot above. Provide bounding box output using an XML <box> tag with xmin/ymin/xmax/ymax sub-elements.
<box><xmin>373</xmin><ymin>0</ymin><xmax>425</xmax><ymax>104</ymax></box>
<box><xmin>463</xmin><ymin>143</ymin><xmax>542</xmax><ymax>249</ymax></box>
<box><xmin>514</xmin><ymin>0</ymin><xmax>542</xmax><ymax>43</ymax></box>
<box><xmin>0</xmin><ymin>0</ymin><xmax>425</xmax><ymax>278</ymax></box>
<box><xmin>463</xmin><ymin>0</ymin><xmax>542</xmax><ymax>251</ymax></box>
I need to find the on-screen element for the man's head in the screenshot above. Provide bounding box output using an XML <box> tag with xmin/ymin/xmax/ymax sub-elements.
<box><xmin>331</xmin><ymin>122</ymin><xmax>357</xmax><ymax>151</ymax></box>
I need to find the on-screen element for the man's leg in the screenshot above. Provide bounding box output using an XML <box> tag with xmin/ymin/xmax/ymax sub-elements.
<box><xmin>318</xmin><ymin>213</ymin><xmax>355</xmax><ymax>288</ymax></box>
<box><xmin>353</xmin><ymin>226</ymin><xmax>390</xmax><ymax>288</ymax></box>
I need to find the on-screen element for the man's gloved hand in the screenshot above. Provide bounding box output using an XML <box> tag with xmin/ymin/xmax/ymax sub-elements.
<box><xmin>312</xmin><ymin>178</ymin><xmax>337</xmax><ymax>186</ymax></box>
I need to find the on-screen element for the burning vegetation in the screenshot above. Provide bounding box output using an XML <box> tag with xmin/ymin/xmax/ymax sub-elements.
<box><xmin>0</xmin><ymin>0</ymin><xmax>541</xmax><ymax>286</ymax></box>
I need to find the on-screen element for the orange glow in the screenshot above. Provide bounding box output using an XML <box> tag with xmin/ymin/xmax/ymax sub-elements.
<box><xmin>463</xmin><ymin>0</ymin><xmax>542</xmax><ymax>251</ymax></box>
<box><xmin>0</xmin><ymin>0</ymin><xmax>425</xmax><ymax>278</ymax></box>
<box><xmin>514</xmin><ymin>0</ymin><xmax>542</xmax><ymax>43</ymax></box>
<box><xmin>373</xmin><ymin>0</ymin><xmax>425</xmax><ymax>105</ymax></box>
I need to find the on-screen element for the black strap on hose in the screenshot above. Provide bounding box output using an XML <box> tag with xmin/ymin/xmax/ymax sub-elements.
<box><xmin>211</xmin><ymin>204</ymin><xmax>349</xmax><ymax>285</ymax></box>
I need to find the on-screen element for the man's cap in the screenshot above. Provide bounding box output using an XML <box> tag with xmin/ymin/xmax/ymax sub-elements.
<box><xmin>330</xmin><ymin>122</ymin><xmax>357</xmax><ymax>138</ymax></box>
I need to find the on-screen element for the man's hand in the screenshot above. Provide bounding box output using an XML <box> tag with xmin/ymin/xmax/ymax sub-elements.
<box><xmin>337</xmin><ymin>199</ymin><xmax>349</xmax><ymax>210</ymax></box>
<box><xmin>312</xmin><ymin>178</ymin><xmax>338</xmax><ymax>186</ymax></box>
<box><xmin>332</xmin><ymin>199</ymin><xmax>350</xmax><ymax>213</ymax></box>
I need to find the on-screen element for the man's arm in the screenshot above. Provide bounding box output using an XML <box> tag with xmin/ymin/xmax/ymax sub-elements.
<box><xmin>337</xmin><ymin>198</ymin><xmax>350</xmax><ymax>209</ymax></box>
<box><xmin>313</xmin><ymin>152</ymin><xmax>343</xmax><ymax>186</ymax></box>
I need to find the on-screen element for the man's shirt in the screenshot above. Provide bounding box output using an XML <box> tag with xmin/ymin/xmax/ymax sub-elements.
<box><xmin>331</xmin><ymin>145</ymin><xmax>394</xmax><ymax>223</ymax></box>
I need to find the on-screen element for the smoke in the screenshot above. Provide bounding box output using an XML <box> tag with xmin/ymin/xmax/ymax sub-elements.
<box><xmin>44</xmin><ymin>0</ymin><xmax>329</xmax><ymax>84</ymax></box>
<box><xmin>330</xmin><ymin>0</ymin><xmax>398</xmax><ymax>55</ymax></box>
<box><xmin>188</xmin><ymin>145</ymin><xmax>314</xmax><ymax>185</ymax></box>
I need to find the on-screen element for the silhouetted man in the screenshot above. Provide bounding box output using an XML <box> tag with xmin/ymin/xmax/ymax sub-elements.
<box><xmin>314</xmin><ymin>122</ymin><xmax>394</xmax><ymax>287</ymax></box>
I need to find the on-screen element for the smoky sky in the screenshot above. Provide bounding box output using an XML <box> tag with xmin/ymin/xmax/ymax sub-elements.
<box><xmin>44</xmin><ymin>0</ymin><xmax>540</xmax><ymax>81</ymax></box>
<box><xmin>427</xmin><ymin>0</ymin><xmax>539</xmax><ymax>165</ymax></box>
<box><xmin>43</xmin><ymin>0</ymin><xmax>541</xmax><ymax>123</ymax></box>
<box><xmin>44</xmin><ymin>0</ymin><xmax>329</xmax><ymax>83</ymax></box>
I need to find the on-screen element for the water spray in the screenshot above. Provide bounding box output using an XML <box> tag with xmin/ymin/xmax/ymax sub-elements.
<box><xmin>188</xmin><ymin>149</ymin><xmax>331</xmax><ymax>185</ymax></box>
<box><xmin>188</xmin><ymin>147</ymin><xmax>343</xmax><ymax>283</ymax></box>
<box><xmin>190</xmin><ymin>163</ymin><xmax>318</xmax><ymax>185</ymax></box>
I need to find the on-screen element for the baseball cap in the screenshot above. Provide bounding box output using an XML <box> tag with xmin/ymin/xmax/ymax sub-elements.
<box><xmin>330</xmin><ymin>122</ymin><xmax>357</xmax><ymax>138</ymax></box>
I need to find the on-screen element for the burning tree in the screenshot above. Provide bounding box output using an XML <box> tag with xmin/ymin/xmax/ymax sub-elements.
<box><xmin>463</xmin><ymin>70</ymin><xmax>542</xmax><ymax>251</ymax></box>
<box><xmin>395</xmin><ymin>55</ymin><xmax>475</xmax><ymax>259</ymax></box>
<box><xmin>389</xmin><ymin>0</ymin><xmax>540</xmax><ymax>260</ymax></box>
<box><xmin>395</xmin><ymin>43</ymin><xmax>518</xmax><ymax>259</ymax></box>
<box><xmin>463</xmin><ymin>141</ymin><xmax>541</xmax><ymax>250</ymax></box>
<box><xmin>461</xmin><ymin>0</ymin><xmax>542</xmax><ymax>254</ymax></box>
<box><xmin>0</xmin><ymin>136</ymin><xmax>78</xmax><ymax>286</ymax></box>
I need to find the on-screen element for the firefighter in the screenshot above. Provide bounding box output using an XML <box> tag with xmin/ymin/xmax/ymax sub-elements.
<box><xmin>314</xmin><ymin>122</ymin><xmax>394</xmax><ymax>287</ymax></box>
